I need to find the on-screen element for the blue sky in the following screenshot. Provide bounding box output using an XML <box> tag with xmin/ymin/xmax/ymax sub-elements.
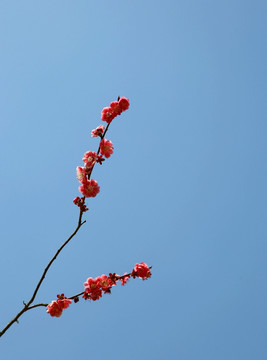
<box><xmin>0</xmin><ymin>1</ymin><xmax>266</xmax><ymax>359</ymax></box>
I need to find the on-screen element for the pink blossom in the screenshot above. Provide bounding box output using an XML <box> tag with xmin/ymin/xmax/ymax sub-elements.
<box><xmin>82</xmin><ymin>151</ymin><xmax>98</xmax><ymax>169</ymax></box>
<box><xmin>57</xmin><ymin>294</ymin><xmax>72</xmax><ymax>309</ymax></box>
<box><xmin>101</xmin><ymin>107</ymin><xmax>115</xmax><ymax>124</ymax></box>
<box><xmin>119</xmin><ymin>97</ymin><xmax>130</xmax><ymax>112</ymax></box>
<box><xmin>46</xmin><ymin>294</ymin><xmax>72</xmax><ymax>317</ymax></box>
<box><xmin>79</xmin><ymin>179</ymin><xmax>100</xmax><ymax>198</ymax></box>
<box><xmin>88</xmin><ymin>289</ymin><xmax>103</xmax><ymax>301</ymax></box>
<box><xmin>76</xmin><ymin>166</ymin><xmax>87</xmax><ymax>183</ymax></box>
<box><xmin>91</xmin><ymin>125</ymin><xmax>105</xmax><ymax>138</ymax></box>
<box><xmin>98</xmin><ymin>274</ymin><xmax>114</xmax><ymax>293</ymax></box>
<box><xmin>132</xmin><ymin>262</ymin><xmax>151</xmax><ymax>280</ymax></box>
<box><xmin>83</xmin><ymin>277</ymin><xmax>102</xmax><ymax>301</ymax></box>
<box><xmin>83</xmin><ymin>274</ymin><xmax>117</xmax><ymax>301</ymax></box>
<box><xmin>46</xmin><ymin>300</ymin><xmax>63</xmax><ymax>317</ymax></box>
<box><xmin>110</xmin><ymin>101</ymin><xmax>122</xmax><ymax>116</ymax></box>
<box><xmin>100</xmin><ymin>139</ymin><xmax>114</xmax><ymax>158</ymax></box>
<box><xmin>84</xmin><ymin>277</ymin><xmax>101</xmax><ymax>292</ymax></box>
<box><xmin>101</xmin><ymin>97</ymin><xmax>129</xmax><ymax>123</ymax></box>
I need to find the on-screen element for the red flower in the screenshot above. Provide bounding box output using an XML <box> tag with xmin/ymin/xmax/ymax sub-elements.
<box><xmin>83</xmin><ymin>277</ymin><xmax>103</xmax><ymax>301</ymax></box>
<box><xmin>118</xmin><ymin>97</ymin><xmax>130</xmax><ymax>112</ymax></box>
<box><xmin>98</xmin><ymin>274</ymin><xmax>114</xmax><ymax>294</ymax></box>
<box><xmin>46</xmin><ymin>294</ymin><xmax>72</xmax><ymax>317</ymax></box>
<box><xmin>82</xmin><ymin>151</ymin><xmax>98</xmax><ymax>169</ymax></box>
<box><xmin>132</xmin><ymin>262</ymin><xmax>151</xmax><ymax>280</ymax></box>
<box><xmin>89</xmin><ymin>289</ymin><xmax>103</xmax><ymax>301</ymax></box>
<box><xmin>91</xmin><ymin>125</ymin><xmax>105</xmax><ymax>138</ymax></box>
<box><xmin>101</xmin><ymin>97</ymin><xmax>129</xmax><ymax>123</ymax></box>
<box><xmin>110</xmin><ymin>101</ymin><xmax>122</xmax><ymax>116</ymax></box>
<box><xmin>76</xmin><ymin>166</ymin><xmax>87</xmax><ymax>183</ymax></box>
<box><xmin>83</xmin><ymin>273</ymin><xmax>117</xmax><ymax>301</ymax></box>
<box><xmin>100</xmin><ymin>139</ymin><xmax>114</xmax><ymax>158</ymax></box>
<box><xmin>47</xmin><ymin>301</ymin><xmax>63</xmax><ymax>317</ymax></box>
<box><xmin>101</xmin><ymin>107</ymin><xmax>116</xmax><ymax>124</ymax></box>
<box><xmin>79</xmin><ymin>179</ymin><xmax>100</xmax><ymax>198</ymax></box>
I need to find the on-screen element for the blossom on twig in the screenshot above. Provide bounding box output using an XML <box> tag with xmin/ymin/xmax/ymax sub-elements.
<box><xmin>100</xmin><ymin>138</ymin><xmax>114</xmax><ymax>158</ymax></box>
<box><xmin>46</xmin><ymin>294</ymin><xmax>72</xmax><ymax>318</ymax></box>
<box><xmin>132</xmin><ymin>262</ymin><xmax>152</xmax><ymax>280</ymax></box>
<box><xmin>79</xmin><ymin>179</ymin><xmax>100</xmax><ymax>198</ymax></box>
<box><xmin>91</xmin><ymin>125</ymin><xmax>105</xmax><ymax>138</ymax></box>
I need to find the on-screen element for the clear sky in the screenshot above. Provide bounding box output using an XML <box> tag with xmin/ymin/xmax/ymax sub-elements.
<box><xmin>0</xmin><ymin>1</ymin><xmax>266</xmax><ymax>359</ymax></box>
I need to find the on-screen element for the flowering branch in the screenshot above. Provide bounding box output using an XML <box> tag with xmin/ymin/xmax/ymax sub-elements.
<box><xmin>68</xmin><ymin>265</ymin><xmax>153</xmax><ymax>300</ymax></box>
<box><xmin>0</xmin><ymin>96</ymin><xmax>152</xmax><ymax>338</ymax></box>
<box><xmin>22</xmin><ymin>265</ymin><xmax>153</xmax><ymax>311</ymax></box>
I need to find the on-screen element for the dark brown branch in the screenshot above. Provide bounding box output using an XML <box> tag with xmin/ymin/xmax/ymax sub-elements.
<box><xmin>28</xmin><ymin>213</ymin><xmax>85</xmax><ymax>305</ymax></box>
<box><xmin>0</xmin><ymin>306</ymin><xmax>28</xmax><ymax>337</ymax></box>
<box><xmin>0</xmin><ymin>213</ymin><xmax>86</xmax><ymax>338</ymax></box>
<box><xmin>27</xmin><ymin>303</ymin><xmax>48</xmax><ymax>310</ymax></box>
<box><xmin>0</xmin><ymin>111</ymin><xmax>120</xmax><ymax>338</ymax></box>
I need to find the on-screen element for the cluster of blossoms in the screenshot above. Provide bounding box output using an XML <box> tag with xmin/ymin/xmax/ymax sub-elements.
<box><xmin>48</xmin><ymin>98</ymin><xmax>152</xmax><ymax>318</ymax></box>
<box><xmin>46</xmin><ymin>294</ymin><xmax>72</xmax><ymax>318</ymax></box>
<box><xmin>47</xmin><ymin>262</ymin><xmax>151</xmax><ymax>317</ymax></box>
<box><xmin>101</xmin><ymin>96</ymin><xmax>130</xmax><ymax>123</ymax></box>
<box><xmin>73</xmin><ymin>96</ymin><xmax>130</xmax><ymax>207</ymax></box>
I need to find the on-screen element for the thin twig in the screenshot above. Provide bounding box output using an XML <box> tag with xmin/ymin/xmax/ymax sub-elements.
<box><xmin>27</xmin><ymin>303</ymin><xmax>48</xmax><ymax>310</ymax></box>
<box><xmin>28</xmin><ymin>214</ymin><xmax>85</xmax><ymax>305</ymax></box>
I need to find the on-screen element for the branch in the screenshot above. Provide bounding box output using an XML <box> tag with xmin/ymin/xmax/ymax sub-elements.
<box><xmin>0</xmin><ymin>111</ymin><xmax>113</xmax><ymax>338</ymax></box>
<box><xmin>0</xmin><ymin>214</ymin><xmax>86</xmax><ymax>338</ymax></box>
<box><xmin>28</xmin><ymin>214</ymin><xmax>86</xmax><ymax>305</ymax></box>
<box><xmin>27</xmin><ymin>303</ymin><xmax>48</xmax><ymax>310</ymax></box>
<box><xmin>0</xmin><ymin>96</ymin><xmax>132</xmax><ymax>337</ymax></box>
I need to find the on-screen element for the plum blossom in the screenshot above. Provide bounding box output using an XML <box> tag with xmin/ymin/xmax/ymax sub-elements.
<box><xmin>91</xmin><ymin>125</ymin><xmax>105</xmax><ymax>138</ymax></box>
<box><xmin>132</xmin><ymin>262</ymin><xmax>151</xmax><ymax>280</ymax></box>
<box><xmin>46</xmin><ymin>300</ymin><xmax>63</xmax><ymax>317</ymax></box>
<box><xmin>101</xmin><ymin>107</ymin><xmax>116</xmax><ymax>124</ymax></box>
<box><xmin>97</xmin><ymin>274</ymin><xmax>114</xmax><ymax>294</ymax></box>
<box><xmin>76</xmin><ymin>166</ymin><xmax>87</xmax><ymax>183</ymax></box>
<box><xmin>118</xmin><ymin>97</ymin><xmax>130</xmax><ymax>112</ymax></box>
<box><xmin>79</xmin><ymin>179</ymin><xmax>100</xmax><ymax>198</ymax></box>
<box><xmin>82</xmin><ymin>151</ymin><xmax>98</xmax><ymax>169</ymax></box>
<box><xmin>83</xmin><ymin>277</ymin><xmax>103</xmax><ymax>301</ymax></box>
<box><xmin>83</xmin><ymin>274</ymin><xmax>117</xmax><ymax>301</ymax></box>
<box><xmin>110</xmin><ymin>101</ymin><xmax>122</xmax><ymax>116</ymax></box>
<box><xmin>100</xmin><ymin>139</ymin><xmax>113</xmax><ymax>158</ymax></box>
<box><xmin>46</xmin><ymin>294</ymin><xmax>72</xmax><ymax>318</ymax></box>
<box><xmin>101</xmin><ymin>97</ymin><xmax>130</xmax><ymax>124</ymax></box>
